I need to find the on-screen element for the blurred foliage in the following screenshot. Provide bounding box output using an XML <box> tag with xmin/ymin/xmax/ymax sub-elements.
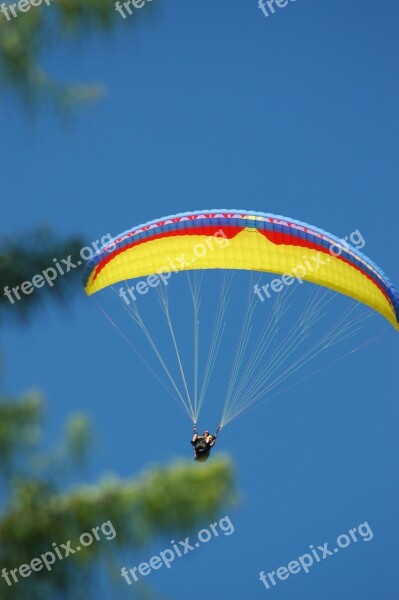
<box><xmin>0</xmin><ymin>228</ymin><xmax>86</xmax><ymax>320</ymax></box>
<box><xmin>0</xmin><ymin>392</ymin><xmax>42</xmax><ymax>474</ymax></box>
<box><xmin>0</xmin><ymin>394</ymin><xmax>235</xmax><ymax>600</ymax></box>
<box><xmin>0</xmin><ymin>0</ymin><xmax>155</xmax><ymax>107</ymax></box>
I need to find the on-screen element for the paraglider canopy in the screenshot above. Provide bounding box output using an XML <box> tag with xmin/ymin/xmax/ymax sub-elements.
<box><xmin>84</xmin><ymin>209</ymin><xmax>399</xmax><ymax>331</ymax></box>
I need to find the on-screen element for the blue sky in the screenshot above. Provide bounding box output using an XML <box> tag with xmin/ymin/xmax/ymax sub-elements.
<box><xmin>1</xmin><ymin>0</ymin><xmax>399</xmax><ymax>598</ymax></box>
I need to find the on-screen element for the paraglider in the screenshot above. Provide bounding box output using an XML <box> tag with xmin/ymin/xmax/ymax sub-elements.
<box><xmin>83</xmin><ymin>209</ymin><xmax>399</xmax><ymax>458</ymax></box>
<box><xmin>191</xmin><ymin>425</ymin><xmax>221</xmax><ymax>462</ymax></box>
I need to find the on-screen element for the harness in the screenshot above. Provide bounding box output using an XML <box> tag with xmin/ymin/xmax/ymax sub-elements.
<box><xmin>195</xmin><ymin>440</ymin><xmax>209</xmax><ymax>454</ymax></box>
